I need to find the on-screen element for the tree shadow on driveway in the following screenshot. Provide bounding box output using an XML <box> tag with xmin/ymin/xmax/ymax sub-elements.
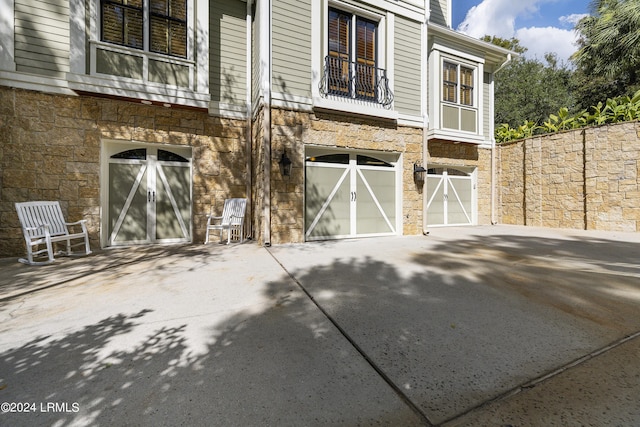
<box><xmin>1</xmin><ymin>230</ymin><xmax>640</xmax><ymax>426</ymax></box>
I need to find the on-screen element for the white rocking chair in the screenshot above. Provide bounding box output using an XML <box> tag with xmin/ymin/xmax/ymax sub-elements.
<box><xmin>15</xmin><ymin>201</ymin><xmax>92</xmax><ymax>265</ymax></box>
<box><xmin>205</xmin><ymin>198</ymin><xmax>247</xmax><ymax>244</ymax></box>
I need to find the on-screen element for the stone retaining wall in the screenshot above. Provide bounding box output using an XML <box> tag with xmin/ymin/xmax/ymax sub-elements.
<box><xmin>498</xmin><ymin>122</ymin><xmax>640</xmax><ymax>232</ymax></box>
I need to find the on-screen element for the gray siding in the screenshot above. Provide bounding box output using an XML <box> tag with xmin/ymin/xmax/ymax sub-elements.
<box><xmin>271</xmin><ymin>0</ymin><xmax>312</xmax><ymax>99</ymax></box>
<box><xmin>394</xmin><ymin>17</ymin><xmax>422</xmax><ymax>117</ymax></box>
<box><xmin>429</xmin><ymin>0</ymin><xmax>448</xmax><ymax>27</ymax></box>
<box><xmin>14</xmin><ymin>0</ymin><xmax>70</xmax><ymax>77</ymax></box>
<box><xmin>211</xmin><ymin>0</ymin><xmax>247</xmax><ymax>105</ymax></box>
<box><xmin>483</xmin><ymin>72</ymin><xmax>491</xmax><ymax>138</ymax></box>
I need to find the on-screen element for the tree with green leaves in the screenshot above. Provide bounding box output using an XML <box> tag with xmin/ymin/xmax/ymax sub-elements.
<box><xmin>572</xmin><ymin>0</ymin><xmax>640</xmax><ymax>109</ymax></box>
<box><xmin>482</xmin><ymin>36</ymin><xmax>576</xmax><ymax>130</ymax></box>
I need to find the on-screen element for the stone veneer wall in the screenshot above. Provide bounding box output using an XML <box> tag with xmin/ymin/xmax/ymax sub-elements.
<box><xmin>268</xmin><ymin>107</ymin><xmax>424</xmax><ymax>244</ymax></box>
<box><xmin>427</xmin><ymin>140</ymin><xmax>494</xmax><ymax>225</ymax></box>
<box><xmin>497</xmin><ymin>122</ymin><xmax>640</xmax><ymax>232</ymax></box>
<box><xmin>0</xmin><ymin>87</ymin><xmax>248</xmax><ymax>257</ymax></box>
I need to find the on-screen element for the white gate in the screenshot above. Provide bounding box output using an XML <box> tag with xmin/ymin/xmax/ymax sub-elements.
<box><xmin>426</xmin><ymin>167</ymin><xmax>476</xmax><ymax>227</ymax></box>
<box><xmin>305</xmin><ymin>150</ymin><xmax>399</xmax><ymax>240</ymax></box>
<box><xmin>104</xmin><ymin>144</ymin><xmax>192</xmax><ymax>246</ymax></box>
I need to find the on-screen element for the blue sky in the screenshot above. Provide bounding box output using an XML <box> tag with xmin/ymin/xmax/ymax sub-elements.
<box><xmin>453</xmin><ymin>0</ymin><xmax>590</xmax><ymax>65</ymax></box>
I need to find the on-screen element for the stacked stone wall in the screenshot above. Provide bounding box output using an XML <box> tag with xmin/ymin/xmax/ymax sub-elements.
<box><xmin>0</xmin><ymin>87</ymin><xmax>248</xmax><ymax>257</ymax></box>
<box><xmin>498</xmin><ymin>122</ymin><xmax>640</xmax><ymax>232</ymax></box>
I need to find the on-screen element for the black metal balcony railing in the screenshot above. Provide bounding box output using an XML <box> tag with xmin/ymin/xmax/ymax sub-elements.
<box><xmin>319</xmin><ymin>56</ymin><xmax>394</xmax><ymax>108</ymax></box>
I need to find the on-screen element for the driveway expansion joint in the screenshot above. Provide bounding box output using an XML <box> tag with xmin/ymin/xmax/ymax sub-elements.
<box><xmin>441</xmin><ymin>330</ymin><xmax>640</xmax><ymax>425</ymax></box>
<box><xmin>266</xmin><ymin>247</ymin><xmax>434</xmax><ymax>426</ymax></box>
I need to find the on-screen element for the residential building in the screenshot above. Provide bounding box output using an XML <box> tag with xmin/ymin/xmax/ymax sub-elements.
<box><xmin>0</xmin><ymin>0</ymin><xmax>512</xmax><ymax>256</ymax></box>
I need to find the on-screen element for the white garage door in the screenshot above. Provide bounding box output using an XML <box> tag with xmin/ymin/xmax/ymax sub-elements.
<box><xmin>305</xmin><ymin>149</ymin><xmax>400</xmax><ymax>241</ymax></box>
<box><xmin>426</xmin><ymin>167</ymin><xmax>476</xmax><ymax>227</ymax></box>
<box><xmin>103</xmin><ymin>143</ymin><xmax>192</xmax><ymax>246</ymax></box>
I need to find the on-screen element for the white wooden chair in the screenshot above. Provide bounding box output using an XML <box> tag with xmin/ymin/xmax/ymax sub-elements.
<box><xmin>15</xmin><ymin>201</ymin><xmax>92</xmax><ymax>265</ymax></box>
<box><xmin>205</xmin><ymin>198</ymin><xmax>247</xmax><ymax>244</ymax></box>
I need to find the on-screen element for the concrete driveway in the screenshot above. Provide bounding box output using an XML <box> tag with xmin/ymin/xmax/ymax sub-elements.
<box><xmin>1</xmin><ymin>225</ymin><xmax>639</xmax><ymax>426</ymax></box>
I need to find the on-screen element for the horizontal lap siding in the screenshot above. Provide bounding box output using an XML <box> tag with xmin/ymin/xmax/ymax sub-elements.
<box><xmin>394</xmin><ymin>17</ymin><xmax>422</xmax><ymax>116</ymax></box>
<box><xmin>211</xmin><ymin>0</ymin><xmax>247</xmax><ymax>105</ymax></box>
<box><xmin>483</xmin><ymin>73</ymin><xmax>491</xmax><ymax>138</ymax></box>
<box><xmin>14</xmin><ymin>0</ymin><xmax>70</xmax><ymax>78</ymax></box>
<box><xmin>272</xmin><ymin>0</ymin><xmax>312</xmax><ymax>98</ymax></box>
<box><xmin>429</xmin><ymin>0</ymin><xmax>448</xmax><ymax>26</ymax></box>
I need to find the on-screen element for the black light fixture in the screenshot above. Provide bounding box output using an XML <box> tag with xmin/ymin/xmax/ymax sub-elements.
<box><xmin>279</xmin><ymin>150</ymin><xmax>292</xmax><ymax>177</ymax></box>
<box><xmin>413</xmin><ymin>162</ymin><xmax>426</xmax><ymax>183</ymax></box>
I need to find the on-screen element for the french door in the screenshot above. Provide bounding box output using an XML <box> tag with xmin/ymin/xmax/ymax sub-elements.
<box><xmin>426</xmin><ymin>167</ymin><xmax>476</xmax><ymax>227</ymax></box>
<box><xmin>106</xmin><ymin>145</ymin><xmax>192</xmax><ymax>246</ymax></box>
<box><xmin>305</xmin><ymin>150</ymin><xmax>399</xmax><ymax>240</ymax></box>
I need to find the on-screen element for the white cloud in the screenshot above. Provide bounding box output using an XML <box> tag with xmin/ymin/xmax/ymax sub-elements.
<box><xmin>559</xmin><ymin>13</ymin><xmax>589</xmax><ymax>27</ymax></box>
<box><xmin>456</xmin><ymin>0</ymin><xmax>583</xmax><ymax>65</ymax></box>
<box><xmin>515</xmin><ymin>26</ymin><xmax>579</xmax><ymax>65</ymax></box>
<box><xmin>457</xmin><ymin>0</ymin><xmax>543</xmax><ymax>39</ymax></box>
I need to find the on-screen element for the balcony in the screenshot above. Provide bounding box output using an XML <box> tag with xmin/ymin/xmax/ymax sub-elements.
<box><xmin>319</xmin><ymin>56</ymin><xmax>394</xmax><ymax>109</ymax></box>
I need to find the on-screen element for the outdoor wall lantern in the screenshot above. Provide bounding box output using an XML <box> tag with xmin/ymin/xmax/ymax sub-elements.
<box><xmin>279</xmin><ymin>150</ymin><xmax>292</xmax><ymax>177</ymax></box>
<box><xmin>413</xmin><ymin>162</ymin><xmax>426</xmax><ymax>183</ymax></box>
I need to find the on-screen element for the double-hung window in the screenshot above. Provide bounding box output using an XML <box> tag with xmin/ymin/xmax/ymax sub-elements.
<box><xmin>327</xmin><ymin>8</ymin><xmax>378</xmax><ymax>102</ymax></box>
<box><xmin>441</xmin><ymin>59</ymin><xmax>477</xmax><ymax>133</ymax></box>
<box><xmin>442</xmin><ymin>61</ymin><xmax>474</xmax><ymax>106</ymax></box>
<box><xmin>101</xmin><ymin>0</ymin><xmax>187</xmax><ymax>58</ymax></box>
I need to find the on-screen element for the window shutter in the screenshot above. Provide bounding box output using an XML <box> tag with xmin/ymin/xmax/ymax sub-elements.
<box><xmin>328</xmin><ymin>9</ymin><xmax>351</xmax><ymax>95</ymax></box>
<box><xmin>356</xmin><ymin>19</ymin><xmax>375</xmax><ymax>66</ymax></box>
<box><xmin>355</xmin><ymin>18</ymin><xmax>376</xmax><ymax>99</ymax></box>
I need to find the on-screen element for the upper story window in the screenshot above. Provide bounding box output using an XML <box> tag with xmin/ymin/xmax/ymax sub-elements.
<box><xmin>443</xmin><ymin>61</ymin><xmax>474</xmax><ymax>106</ymax></box>
<box><xmin>320</xmin><ymin>7</ymin><xmax>392</xmax><ymax>107</ymax></box>
<box><xmin>101</xmin><ymin>0</ymin><xmax>187</xmax><ymax>58</ymax></box>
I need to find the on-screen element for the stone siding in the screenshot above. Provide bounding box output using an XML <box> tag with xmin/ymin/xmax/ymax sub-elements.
<box><xmin>0</xmin><ymin>87</ymin><xmax>248</xmax><ymax>257</ymax></box>
<box><xmin>498</xmin><ymin>122</ymin><xmax>640</xmax><ymax>232</ymax></box>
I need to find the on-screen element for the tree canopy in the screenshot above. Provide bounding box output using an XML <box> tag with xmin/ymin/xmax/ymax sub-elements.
<box><xmin>486</xmin><ymin>1</ymin><xmax>640</xmax><ymax>139</ymax></box>
<box><xmin>483</xmin><ymin>37</ymin><xmax>575</xmax><ymax>129</ymax></box>
<box><xmin>572</xmin><ymin>0</ymin><xmax>640</xmax><ymax>109</ymax></box>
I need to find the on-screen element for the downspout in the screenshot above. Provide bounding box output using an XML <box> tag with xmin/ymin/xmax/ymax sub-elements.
<box><xmin>262</xmin><ymin>0</ymin><xmax>272</xmax><ymax>246</ymax></box>
<box><xmin>422</xmin><ymin>115</ymin><xmax>430</xmax><ymax>236</ymax></box>
<box><xmin>245</xmin><ymin>0</ymin><xmax>253</xmax><ymax>239</ymax></box>
<box><xmin>422</xmin><ymin>1</ymin><xmax>430</xmax><ymax>236</ymax></box>
<box><xmin>490</xmin><ymin>53</ymin><xmax>512</xmax><ymax>225</ymax></box>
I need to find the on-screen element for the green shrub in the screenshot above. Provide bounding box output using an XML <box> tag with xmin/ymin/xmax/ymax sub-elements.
<box><xmin>495</xmin><ymin>89</ymin><xmax>640</xmax><ymax>144</ymax></box>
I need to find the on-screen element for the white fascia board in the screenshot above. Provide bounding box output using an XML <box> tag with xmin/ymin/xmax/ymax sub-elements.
<box><xmin>67</xmin><ymin>73</ymin><xmax>210</xmax><ymax>108</ymax></box>
<box><xmin>431</xmin><ymin>41</ymin><xmax>486</xmax><ymax>65</ymax></box>
<box><xmin>397</xmin><ymin>113</ymin><xmax>425</xmax><ymax>128</ymax></box>
<box><xmin>313</xmin><ymin>96</ymin><xmax>399</xmax><ymax>121</ymax></box>
<box><xmin>428</xmin><ymin>23</ymin><xmax>516</xmax><ymax>63</ymax></box>
<box><xmin>427</xmin><ymin>128</ymin><xmax>487</xmax><ymax>145</ymax></box>
<box><xmin>0</xmin><ymin>71</ymin><xmax>76</xmax><ymax>96</ymax></box>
